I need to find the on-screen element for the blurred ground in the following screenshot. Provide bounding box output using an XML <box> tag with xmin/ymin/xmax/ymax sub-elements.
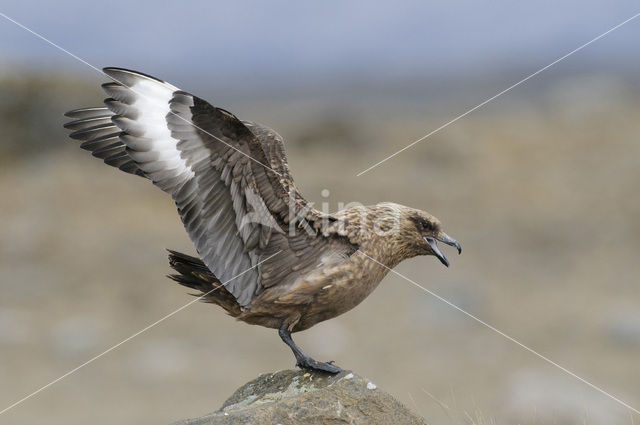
<box><xmin>1</xmin><ymin>70</ymin><xmax>639</xmax><ymax>425</ymax></box>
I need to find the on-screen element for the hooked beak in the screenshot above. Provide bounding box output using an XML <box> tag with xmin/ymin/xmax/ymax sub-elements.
<box><xmin>424</xmin><ymin>232</ymin><xmax>462</xmax><ymax>268</ymax></box>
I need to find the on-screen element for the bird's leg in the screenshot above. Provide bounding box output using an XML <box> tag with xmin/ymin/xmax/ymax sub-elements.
<box><xmin>278</xmin><ymin>326</ymin><xmax>342</xmax><ymax>374</ymax></box>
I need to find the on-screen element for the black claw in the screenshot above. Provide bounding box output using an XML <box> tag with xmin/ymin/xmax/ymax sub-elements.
<box><xmin>297</xmin><ymin>357</ymin><xmax>342</xmax><ymax>374</ymax></box>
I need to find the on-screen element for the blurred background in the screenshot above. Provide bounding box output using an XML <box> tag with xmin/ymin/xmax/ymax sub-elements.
<box><xmin>1</xmin><ymin>1</ymin><xmax>639</xmax><ymax>424</ymax></box>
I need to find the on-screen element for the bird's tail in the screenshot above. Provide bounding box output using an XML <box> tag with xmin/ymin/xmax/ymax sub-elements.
<box><xmin>167</xmin><ymin>250</ymin><xmax>242</xmax><ymax>317</ymax></box>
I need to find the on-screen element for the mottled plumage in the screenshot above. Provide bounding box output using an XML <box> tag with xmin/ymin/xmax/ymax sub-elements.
<box><xmin>64</xmin><ymin>68</ymin><xmax>461</xmax><ymax>373</ymax></box>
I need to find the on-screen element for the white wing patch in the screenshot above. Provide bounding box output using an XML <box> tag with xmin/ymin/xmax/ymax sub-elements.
<box><xmin>103</xmin><ymin>69</ymin><xmax>195</xmax><ymax>190</ymax></box>
<box><xmin>129</xmin><ymin>80</ymin><xmax>193</xmax><ymax>178</ymax></box>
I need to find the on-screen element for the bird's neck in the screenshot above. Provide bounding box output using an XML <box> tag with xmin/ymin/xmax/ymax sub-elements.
<box><xmin>328</xmin><ymin>205</ymin><xmax>413</xmax><ymax>268</ymax></box>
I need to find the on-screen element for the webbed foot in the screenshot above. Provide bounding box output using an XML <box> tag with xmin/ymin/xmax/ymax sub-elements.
<box><xmin>296</xmin><ymin>356</ymin><xmax>342</xmax><ymax>374</ymax></box>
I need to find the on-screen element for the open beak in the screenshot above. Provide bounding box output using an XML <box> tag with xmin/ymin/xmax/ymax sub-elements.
<box><xmin>424</xmin><ymin>233</ymin><xmax>461</xmax><ymax>268</ymax></box>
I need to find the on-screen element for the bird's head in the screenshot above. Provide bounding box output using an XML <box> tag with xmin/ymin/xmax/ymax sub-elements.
<box><xmin>374</xmin><ymin>203</ymin><xmax>461</xmax><ymax>267</ymax></box>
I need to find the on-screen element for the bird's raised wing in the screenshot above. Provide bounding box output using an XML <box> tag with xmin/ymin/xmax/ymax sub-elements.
<box><xmin>64</xmin><ymin>68</ymin><xmax>356</xmax><ymax>306</ymax></box>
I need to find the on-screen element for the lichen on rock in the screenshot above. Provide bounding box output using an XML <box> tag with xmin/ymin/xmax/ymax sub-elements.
<box><xmin>171</xmin><ymin>369</ymin><xmax>425</xmax><ymax>425</ymax></box>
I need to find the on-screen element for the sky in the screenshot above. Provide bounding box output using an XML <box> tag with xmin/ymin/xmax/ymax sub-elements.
<box><xmin>0</xmin><ymin>0</ymin><xmax>639</xmax><ymax>84</ymax></box>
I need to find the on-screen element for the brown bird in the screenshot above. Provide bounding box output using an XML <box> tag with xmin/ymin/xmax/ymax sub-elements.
<box><xmin>64</xmin><ymin>68</ymin><xmax>461</xmax><ymax>373</ymax></box>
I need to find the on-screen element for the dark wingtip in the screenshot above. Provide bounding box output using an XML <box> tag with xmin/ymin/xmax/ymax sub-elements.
<box><xmin>103</xmin><ymin>67</ymin><xmax>167</xmax><ymax>84</ymax></box>
<box><xmin>64</xmin><ymin>108</ymin><xmax>90</xmax><ymax>118</ymax></box>
<box><xmin>64</xmin><ymin>107</ymin><xmax>111</xmax><ymax>120</ymax></box>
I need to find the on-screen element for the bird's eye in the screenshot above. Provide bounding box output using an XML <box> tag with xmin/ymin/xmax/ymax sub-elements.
<box><xmin>420</xmin><ymin>220</ymin><xmax>432</xmax><ymax>231</ymax></box>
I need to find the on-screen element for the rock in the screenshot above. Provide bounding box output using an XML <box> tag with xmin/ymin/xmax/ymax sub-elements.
<box><xmin>171</xmin><ymin>369</ymin><xmax>425</xmax><ymax>425</ymax></box>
